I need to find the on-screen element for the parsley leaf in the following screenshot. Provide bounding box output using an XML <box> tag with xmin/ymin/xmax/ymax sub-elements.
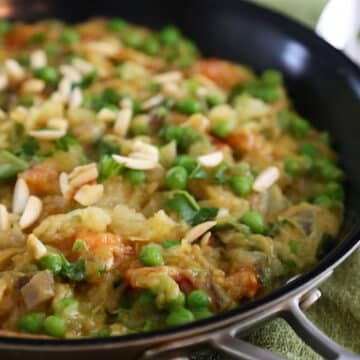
<box><xmin>98</xmin><ymin>155</ymin><xmax>123</xmax><ymax>182</ymax></box>
<box><xmin>61</xmin><ymin>259</ymin><xmax>86</xmax><ymax>282</ymax></box>
<box><xmin>0</xmin><ymin>151</ymin><xmax>29</xmax><ymax>181</ymax></box>
<box><xmin>190</xmin><ymin>207</ymin><xmax>218</xmax><ymax>226</ymax></box>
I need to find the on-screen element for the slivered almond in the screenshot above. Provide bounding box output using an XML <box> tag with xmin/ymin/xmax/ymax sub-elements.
<box><xmin>252</xmin><ymin>166</ymin><xmax>280</xmax><ymax>193</ymax></box>
<box><xmin>21</xmin><ymin>79</ymin><xmax>45</xmax><ymax>93</ymax></box>
<box><xmin>112</xmin><ymin>154</ymin><xmax>157</xmax><ymax>170</ymax></box>
<box><xmin>68</xmin><ymin>163</ymin><xmax>97</xmax><ymax>181</ymax></box>
<box><xmin>29</xmin><ymin>129</ymin><xmax>66</xmax><ymax>140</ymax></box>
<box><xmin>47</xmin><ymin>117</ymin><xmax>68</xmax><ymax>131</ymax></box>
<box><xmin>182</xmin><ymin>221</ymin><xmax>217</xmax><ymax>244</ymax></box>
<box><xmin>197</xmin><ymin>151</ymin><xmax>223</xmax><ymax>168</ymax></box>
<box><xmin>30</xmin><ymin>50</ymin><xmax>47</xmax><ymax>69</ymax></box>
<box><xmin>120</xmin><ymin>97</ymin><xmax>133</xmax><ymax>109</ymax></box>
<box><xmin>59</xmin><ymin>172</ymin><xmax>70</xmax><ymax>198</ymax></box>
<box><xmin>0</xmin><ymin>205</ymin><xmax>9</xmax><ymax>231</ymax></box>
<box><xmin>74</xmin><ymin>184</ymin><xmax>104</xmax><ymax>206</ymax></box>
<box><xmin>97</xmin><ymin>108</ymin><xmax>117</xmax><ymax>122</ymax></box>
<box><xmin>12</xmin><ymin>178</ymin><xmax>30</xmax><ymax>214</ymax></box>
<box><xmin>27</xmin><ymin>234</ymin><xmax>47</xmax><ymax>260</ymax></box>
<box><xmin>153</xmin><ymin>71</ymin><xmax>183</xmax><ymax>83</ymax></box>
<box><xmin>19</xmin><ymin>196</ymin><xmax>42</xmax><ymax>229</ymax></box>
<box><xmin>69</xmin><ymin>87</ymin><xmax>83</xmax><ymax>109</ymax></box>
<box><xmin>113</xmin><ymin>108</ymin><xmax>132</xmax><ymax>137</ymax></box>
<box><xmin>141</xmin><ymin>94</ymin><xmax>164</xmax><ymax>110</ymax></box>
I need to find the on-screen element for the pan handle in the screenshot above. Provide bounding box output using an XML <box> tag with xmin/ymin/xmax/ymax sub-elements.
<box><xmin>212</xmin><ymin>288</ymin><xmax>360</xmax><ymax>360</ymax></box>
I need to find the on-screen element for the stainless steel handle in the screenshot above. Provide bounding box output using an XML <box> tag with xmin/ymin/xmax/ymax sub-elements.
<box><xmin>212</xmin><ymin>288</ymin><xmax>360</xmax><ymax>360</ymax></box>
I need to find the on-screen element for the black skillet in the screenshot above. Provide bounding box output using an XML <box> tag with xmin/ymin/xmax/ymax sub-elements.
<box><xmin>0</xmin><ymin>0</ymin><xmax>360</xmax><ymax>359</ymax></box>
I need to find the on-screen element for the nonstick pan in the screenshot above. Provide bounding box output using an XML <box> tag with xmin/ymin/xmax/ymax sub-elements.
<box><xmin>0</xmin><ymin>0</ymin><xmax>360</xmax><ymax>359</ymax></box>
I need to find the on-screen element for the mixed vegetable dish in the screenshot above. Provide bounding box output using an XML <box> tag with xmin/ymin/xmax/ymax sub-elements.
<box><xmin>0</xmin><ymin>18</ymin><xmax>344</xmax><ymax>339</ymax></box>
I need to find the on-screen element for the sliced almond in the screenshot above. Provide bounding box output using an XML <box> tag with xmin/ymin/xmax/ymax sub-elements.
<box><xmin>120</xmin><ymin>97</ymin><xmax>133</xmax><ymax>109</ymax></box>
<box><xmin>132</xmin><ymin>140</ymin><xmax>159</xmax><ymax>162</ymax></box>
<box><xmin>30</xmin><ymin>50</ymin><xmax>47</xmax><ymax>69</ymax></box>
<box><xmin>0</xmin><ymin>204</ymin><xmax>9</xmax><ymax>231</ymax></box>
<box><xmin>27</xmin><ymin>234</ymin><xmax>47</xmax><ymax>260</ymax></box>
<box><xmin>19</xmin><ymin>196</ymin><xmax>42</xmax><ymax>229</ymax></box>
<box><xmin>68</xmin><ymin>163</ymin><xmax>98</xmax><ymax>188</ymax></box>
<box><xmin>153</xmin><ymin>71</ymin><xmax>183</xmax><ymax>83</ymax></box>
<box><xmin>47</xmin><ymin>117</ymin><xmax>68</xmax><ymax>131</ymax></box>
<box><xmin>97</xmin><ymin>107</ymin><xmax>117</xmax><ymax>122</ymax></box>
<box><xmin>72</xmin><ymin>58</ymin><xmax>94</xmax><ymax>74</ymax></box>
<box><xmin>141</xmin><ymin>94</ymin><xmax>164</xmax><ymax>110</ymax></box>
<box><xmin>74</xmin><ymin>184</ymin><xmax>104</xmax><ymax>206</ymax></box>
<box><xmin>200</xmin><ymin>231</ymin><xmax>212</xmax><ymax>247</ymax></box>
<box><xmin>112</xmin><ymin>154</ymin><xmax>157</xmax><ymax>170</ymax></box>
<box><xmin>21</xmin><ymin>78</ymin><xmax>45</xmax><ymax>93</ymax></box>
<box><xmin>59</xmin><ymin>172</ymin><xmax>70</xmax><ymax>198</ymax></box>
<box><xmin>197</xmin><ymin>151</ymin><xmax>223</xmax><ymax>168</ymax></box>
<box><xmin>12</xmin><ymin>178</ymin><xmax>30</xmax><ymax>214</ymax></box>
<box><xmin>29</xmin><ymin>129</ymin><xmax>66</xmax><ymax>140</ymax></box>
<box><xmin>58</xmin><ymin>77</ymin><xmax>72</xmax><ymax>100</ymax></box>
<box><xmin>69</xmin><ymin>87</ymin><xmax>83</xmax><ymax>109</ymax></box>
<box><xmin>252</xmin><ymin>166</ymin><xmax>280</xmax><ymax>193</ymax></box>
<box><xmin>86</xmin><ymin>41</ymin><xmax>121</xmax><ymax>57</ymax></box>
<box><xmin>59</xmin><ymin>65</ymin><xmax>82</xmax><ymax>83</ymax></box>
<box><xmin>5</xmin><ymin>59</ymin><xmax>25</xmax><ymax>81</ymax></box>
<box><xmin>185</xmin><ymin>114</ymin><xmax>210</xmax><ymax>132</ymax></box>
<box><xmin>182</xmin><ymin>221</ymin><xmax>217</xmax><ymax>245</ymax></box>
<box><xmin>0</xmin><ymin>74</ymin><xmax>8</xmax><ymax>90</ymax></box>
<box><xmin>113</xmin><ymin>108</ymin><xmax>132</xmax><ymax>137</ymax></box>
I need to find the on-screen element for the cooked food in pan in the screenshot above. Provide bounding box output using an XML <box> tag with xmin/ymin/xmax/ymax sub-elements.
<box><xmin>0</xmin><ymin>18</ymin><xmax>344</xmax><ymax>338</ymax></box>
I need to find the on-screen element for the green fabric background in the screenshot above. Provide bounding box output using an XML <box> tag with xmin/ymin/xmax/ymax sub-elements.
<box><xmin>192</xmin><ymin>1</ymin><xmax>360</xmax><ymax>359</ymax></box>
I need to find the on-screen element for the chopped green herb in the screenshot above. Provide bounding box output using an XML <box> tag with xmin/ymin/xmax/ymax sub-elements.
<box><xmin>190</xmin><ymin>207</ymin><xmax>218</xmax><ymax>226</ymax></box>
<box><xmin>288</xmin><ymin>241</ymin><xmax>299</xmax><ymax>255</ymax></box>
<box><xmin>72</xmin><ymin>239</ymin><xmax>88</xmax><ymax>253</ymax></box>
<box><xmin>98</xmin><ymin>155</ymin><xmax>124</xmax><ymax>183</ymax></box>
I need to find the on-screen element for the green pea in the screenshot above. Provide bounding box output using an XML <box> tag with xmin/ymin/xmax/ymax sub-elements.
<box><xmin>33</xmin><ymin>66</ymin><xmax>58</xmax><ymax>85</ymax></box>
<box><xmin>211</xmin><ymin>120</ymin><xmax>234</xmax><ymax>138</ymax></box>
<box><xmin>130</xmin><ymin>116</ymin><xmax>150</xmax><ymax>136</ymax></box>
<box><xmin>60</xmin><ymin>29</ymin><xmax>79</xmax><ymax>44</ymax></box>
<box><xmin>194</xmin><ymin>309</ymin><xmax>213</xmax><ymax>320</ymax></box>
<box><xmin>136</xmin><ymin>290</ymin><xmax>155</xmax><ymax>309</ymax></box>
<box><xmin>39</xmin><ymin>254</ymin><xmax>63</xmax><ymax>274</ymax></box>
<box><xmin>44</xmin><ymin>43</ymin><xmax>61</xmax><ymax>56</ymax></box>
<box><xmin>174</xmin><ymin>155</ymin><xmax>197</xmax><ymax>174</ymax></box>
<box><xmin>256</xmin><ymin>87</ymin><xmax>279</xmax><ymax>103</ymax></box>
<box><xmin>262</xmin><ymin>69</ymin><xmax>283</xmax><ymax>86</ymax></box>
<box><xmin>160</xmin><ymin>26</ymin><xmax>180</xmax><ymax>45</ymax></box>
<box><xmin>230</xmin><ymin>176</ymin><xmax>251</xmax><ymax>196</ymax></box>
<box><xmin>319</xmin><ymin>131</ymin><xmax>331</xmax><ymax>145</ymax></box>
<box><xmin>156</xmin><ymin>106</ymin><xmax>168</xmax><ymax>119</ymax></box>
<box><xmin>0</xmin><ymin>20</ymin><xmax>11</xmax><ymax>35</ymax></box>
<box><xmin>291</xmin><ymin>117</ymin><xmax>311</xmax><ymax>138</ymax></box>
<box><xmin>107</xmin><ymin>18</ymin><xmax>128</xmax><ymax>32</ymax></box>
<box><xmin>165</xmin><ymin>166</ymin><xmax>188</xmax><ymax>190</ymax></box>
<box><xmin>123</xmin><ymin>31</ymin><xmax>144</xmax><ymax>48</ymax></box>
<box><xmin>187</xmin><ymin>290</ymin><xmax>210</xmax><ymax>309</ymax></box>
<box><xmin>240</xmin><ymin>211</ymin><xmax>265</xmax><ymax>234</ymax></box>
<box><xmin>177</xmin><ymin>99</ymin><xmax>202</xmax><ymax>115</ymax></box>
<box><xmin>162</xmin><ymin>240</ymin><xmax>181</xmax><ymax>249</ymax></box>
<box><xmin>124</xmin><ymin>169</ymin><xmax>146</xmax><ymax>185</ymax></box>
<box><xmin>314</xmin><ymin>195</ymin><xmax>332</xmax><ymax>207</ymax></box>
<box><xmin>207</xmin><ymin>94</ymin><xmax>223</xmax><ymax>107</ymax></box>
<box><xmin>43</xmin><ymin>315</ymin><xmax>66</xmax><ymax>337</ymax></box>
<box><xmin>165</xmin><ymin>308</ymin><xmax>194</xmax><ymax>327</ymax></box>
<box><xmin>284</xmin><ymin>159</ymin><xmax>299</xmax><ymax>176</ymax></box>
<box><xmin>326</xmin><ymin>182</ymin><xmax>344</xmax><ymax>201</ymax></box>
<box><xmin>18</xmin><ymin>312</ymin><xmax>45</xmax><ymax>334</ymax></box>
<box><xmin>315</xmin><ymin>160</ymin><xmax>341</xmax><ymax>181</ymax></box>
<box><xmin>299</xmin><ymin>143</ymin><xmax>317</xmax><ymax>157</ymax></box>
<box><xmin>139</xmin><ymin>245</ymin><xmax>164</xmax><ymax>267</ymax></box>
<box><xmin>142</xmin><ymin>37</ymin><xmax>160</xmax><ymax>56</ymax></box>
<box><xmin>165</xmin><ymin>292</ymin><xmax>186</xmax><ymax>311</ymax></box>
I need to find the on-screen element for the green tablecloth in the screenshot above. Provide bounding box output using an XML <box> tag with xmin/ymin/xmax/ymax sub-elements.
<box><xmin>193</xmin><ymin>1</ymin><xmax>360</xmax><ymax>359</ymax></box>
